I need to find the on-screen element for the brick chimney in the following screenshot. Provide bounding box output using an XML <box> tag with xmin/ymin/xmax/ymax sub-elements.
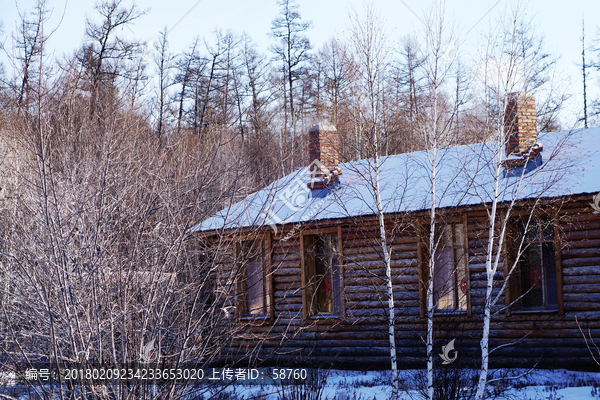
<box><xmin>504</xmin><ymin>92</ymin><xmax>537</xmax><ymax>157</ymax></box>
<box><xmin>308</xmin><ymin>124</ymin><xmax>341</xmax><ymax>189</ymax></box>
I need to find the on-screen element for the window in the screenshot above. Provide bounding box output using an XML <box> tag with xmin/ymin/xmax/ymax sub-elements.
<box><xmin>302</xmin><ymin>233</ymin><xmax>342</xmax><ymax>316</ymax></box>
<box><xmin>238</xmin><ymin>240</ymin><xmax>271</xmax><ymax>317</ymax></box>
<box><xmin>508</xmin><ymin>216</ymin><xmax>559</xmax><ymax>311</ymax></box>
<box><xmin>432</xmin><ymin>223</ymin><xmax>468</xmax><ymax>312</ymax></box>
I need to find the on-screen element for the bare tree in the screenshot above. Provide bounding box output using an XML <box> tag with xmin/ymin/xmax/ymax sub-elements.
<box><xmin>174</xmin><ymin>38</ymin><xmax>200</xmax><ymax>135</ymax></box>
<box><xmin>581</xmin><ymin>19</ymin><xmax>589</xmax><ymax>128</ymax></box>
<box><xmin>0</xmin><ymin>3</ymin><xmax>270</xmax><ymax>399</ymax></box>
<box><xmin>469</xmin><ymin>10</ymin><xmax>577</xmax><ymax>398</ymax></box>
<box><xmin>6</xmin><ymin>0</ymin><xmax>49</xmax><ymax>107</ymax></box>
<box><xmin>154</xmin><ymin>27</ymin><xmax>175</xmax><ymax>141</ymax></box>
<box><xmin>270</xmin><ymin>0</ymin><xmax>312</xmax><ymax>170</ymax></box>
<box><xmin>79</xmin><ymin>0</ymin><xmax>146</xmax><ymax>116</ymax></box>
<box><xmin>342</xmin><ymin>6</ymin><xmax>403</xmax><ymax>398</ymax></box>
<box><xmin>411</xmin><ymin>6</ymin><xmax>463</xmax><ymax>399</ymax></box>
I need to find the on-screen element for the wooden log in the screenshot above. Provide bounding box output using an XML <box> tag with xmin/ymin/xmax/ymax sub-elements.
<box><xmin>563</xmin><ymin>229</ymin><xmax>600</xmax><ymax>241</ymax></box>
<box><xmin>561</xmin><ymin>239</ymin><xmax>600</xmax><ymax>250</ymax></box>
<box><xmin>469</xmin><ymin>279</ymin><xmax>505</xmax><ymax>290</ymax></box>
<box><xmin>272</xmin><ymin>260</ymin><xmax>300</xmax><ymax>269</ymax></box>
<box><xmin>343</xmin><ymin>267</ymin><xmax>419</xmax><ymax>279</ymax></box>
<box><xmin>560</xmin><ymin>212</ymin><xmax>600</xmax><ymax>223</ymax></box>
<box><xmin>345</xmin><ymin>300</ymin><xmax>419</xmax><ymax>309</ymax></box>
<box><xmin>470</xmin><ymin>271</ymin><xmax>504</xmax><ymax>282</ymax></box>
<box><xmin>272</xmin><ymin>238</ymin><xmax>301</xmax><ymax>248</ymax></box>
<box><xmin>274</xmin><ymin>290</ymin><xmax>302</xmax><ymax>298</ymax></box>
<box><xmin>468</xmin><ymin>254</ymin><xmax>500</xmax><ymax>264</ymax></box>
<box><xmin>274</xmin><ymin>285</ymin><xmax>301</xmax><ymax>294</ymax></box>
<box><xmin>273</xmin><ymin>275</ymin><xmax>301</xmax><ymax>284</ymax></box>
<box><xmin>489</xmin><ymin>346</ymin><xmax>594</xmax><ymax>358</ymax></box>
<box><xmin>469</xmin><ymin>288</ymin><xmax>503</xmax><ymax>298</ymax></box>
<box><xmin>343</xmin><ymin>259</ymin><xmax>418</xmax><ymax>269</ymax></box>
<box><xmin>346</xmin><ymin>304</ymin><xmax>421</xmax><ymax>314</ymax></box>
<box><xmin>563</xmin><ymin>302</ymin><xmax>600</xmax><ymax>311</ymax></box>
<box><xmin>344</xmin><ymin>251</ymin><xmax>418</xmax><ymax>262</ymax></box>
<box><xmin>564</xmin><ymin>293</ymin><xmax>600</xmax><ymax>302</ymax></box>
<box><xmin>343</xmin><ymin>243</ymin><xmax>417</xmax><ymax>256</ymax></box>
<box><xmin>562</xmin><ymin>275</ymin><xmax>600</xmax><ymax>285</ymax></box>
<box><xmin>560</xmin><ymin>219</ymin><xmax>600</xmax><ymax>232</ymax></box>
<box><xmin>561</xmin><ymin>248</ymin><xmax>600</xmax><ymax>259</ymax></box>
<box><xmin>468</xmin><ymin>263</ymin><xmax>487</xmax><ymax>272</ymax></box>
<box><xmin>562</xmin><ymin>265</ymin><xmax>600</xmax><ymax>275</ymax></box>
<box><xmin>344</xmin><ymin>284</ymin><xmax>419</xmax><ymax>294</ymax></box>
<box><xmin>271</xmin><ymin>314</ymin><xmax>304</xmax><ymax>323</ymax></box>
<box><xmin>562</xmin><ymin>284</ymin><xmax>600</xmax><ymax>294</ymax></box>
<box><xmin>469</xmin><ymin>239</ymin><xmax>500</xmax><ymax>251</ymax></box>
<box><xmin>272</xmin><ymin>267</ymin><xmax>302</xmax><ymax>276</ymax></box>
<box><xmin>346</xmin><ymin>276</ymin><xmax>419</xmax><ymax>285</ymax></box>
<box><xmin>272</xmin><ymin>253</ymin><xmax>301</xmax><ymax>262</ymax></box>
<box><xmin>344</xmin><ymin>292</ymin><xmax>419</xmax><ymax>302</ymax></box>
<box><xmin>274</xmin><ymin>298</ymin><xmax>303</xmax><ymax>306</ymax></box>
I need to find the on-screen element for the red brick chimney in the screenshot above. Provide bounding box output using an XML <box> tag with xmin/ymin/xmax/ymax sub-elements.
<box><xmin>308</xmin><ymin>124</ymin><xmax>341</xmax><ymax>188</ymax></box>
<box><xmin>504</xmin><ymin>92</ymin><xmax>537</xmax><ymax>157</ymax></box>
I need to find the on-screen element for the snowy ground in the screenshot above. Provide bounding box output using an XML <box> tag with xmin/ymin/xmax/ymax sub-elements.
<box><xmin>2</xmin><ymin>368</ymin><xmax>599</xmax><ymax>399</ymax></box>
<box><xmin>207</xmin><ymin>369</ymin><xmax>600</xmax><ymax>400</ymax></box>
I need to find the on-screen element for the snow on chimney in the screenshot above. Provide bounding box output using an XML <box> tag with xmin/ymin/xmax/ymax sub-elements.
<box><xmin>504</xmin><ymin>92</ymin><xmax>538</xmax><ymax>157</ymax></box>
<box><xmin>308</xmin><ymin>124</ymin><xmax>341</xmax><ymax>189</ymax></box>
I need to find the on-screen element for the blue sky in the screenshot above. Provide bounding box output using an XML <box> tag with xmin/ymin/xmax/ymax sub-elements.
<box><xmin>2</xmin><ymin>0</ymin><xmax>600</xmax><ymax>127</ymax></box>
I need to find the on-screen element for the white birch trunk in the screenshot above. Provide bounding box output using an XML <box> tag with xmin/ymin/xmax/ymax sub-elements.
<box><xmin>427</xmin><ymin>146</ymin><xmax>437</xmax><ymax>400</ymax></box>
<box><xmin>476</xmin><ymin>201</ymin><xmax>497</xmax><ymax>399</ymax></box>
<box><xmin>426</xmin><ymin>69</ymin><xmax>440</xmax><ymax>400</ymax></box>
<box><xmin>427</xmin><ymin>208</ymin><xmax>435</xmax><ymax>400</ymax></box>
<box><xmin>476</xmin><ymin>136</ymin><xmax>504</xmax><ymax>399</ymax></box>
<box><xmin>372</xmin><ymin>151</ymin><xmax>400</xmax><ymax>400</ymax></box>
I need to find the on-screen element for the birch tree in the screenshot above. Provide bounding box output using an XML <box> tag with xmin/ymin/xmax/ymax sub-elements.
<box><xmin>470</xmin><ymin>10</ymin><xmax>573</xmax><ymax>399</ymax></box>
<box><xmin>411</xmin><ymin>6</ymin><xmax>464</xmax><ymax>399</ymax></box>
<box><xmin>342</xmin><ymin>6</ymin><xmax>402</xmax><ymax>398</ymax></box>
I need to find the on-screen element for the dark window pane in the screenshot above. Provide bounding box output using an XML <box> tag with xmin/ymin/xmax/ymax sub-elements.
<box><xmin>541</xmin><ymin>217</ymin><xmax>555</xmax><ymax>240</ymax></box>
<box><xmin>315</xmin><ymin>235</ymin><xmax>328</xmax><ymax>256</ymax></box>
<box><xmin>434</xmin><ymin>248</ymin><xmax>455</xmax><ymax>310</ymax></box>
<box><xmin>453</xmin><ymin>224</ymin><xmax>464</xmax><ymax>247</ymax></box>
<box><xmin>542</xmin><ymin>242</ymin><xmax>558</xmax><ymax>308</ymax></box>
<box><xmin>455</xmin><ymin>247</ymin><xmax>468</xmax><ymax>311</ymax></box>
<box><xmin>306</xmin><ymin>234</ymin><xmax>342</xmax><ymax>316</ymax></box>
<box><xmin>520</xmin><ymin>217</ymin><xmax>540</xmax><ymax>241</ymax></box>
<box><xmin>314</xmin><ymin>236</ymin><xmax>332</xmax><ymax>314</ymax></box>
<box><xmin>331</xmin><ymin>234</ymin><xmax>339</xmax><ymax>253</ymax></box>
<box><xmin>520</xmin><ymin>244</ymin><xmax>543</xmax><ymax>309</ymax></box>
<box><xmin>247</xmin><ymin>260</ymin><xmax>264</xmax><ymax>315</ymax></box>
<box><xmin>331</xmin><ymin>254</ymin><xmax>342</xmax><ymax>314</ymax></box>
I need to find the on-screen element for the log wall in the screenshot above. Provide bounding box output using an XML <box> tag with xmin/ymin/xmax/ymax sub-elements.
<box><xmin>213</xmin><ymin>195</ymin><xmax>600</xmax><ymax>370</ymax></box>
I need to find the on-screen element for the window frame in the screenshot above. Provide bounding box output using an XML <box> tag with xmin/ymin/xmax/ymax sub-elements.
<box><xmin>300</xmin><ymin>227</ymin><xmax>344</xmax><ymax>319</ymax></box>
<box><xmin>504</xmin><ymin>210</ymin><xmax>563</xmax><ymax>314</ymax></box>
<box><xmin>418</xmin><ymin>215</ymin><xmax>471</xmax><ymax>317</ymax></box>
<box><xmin>236</xmin><ymin>233</ymin><xmax>273</xmax><ymax>320</ymax></box>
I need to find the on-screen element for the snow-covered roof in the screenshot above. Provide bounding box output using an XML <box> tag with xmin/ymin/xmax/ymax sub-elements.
<box><xmin>191</xmin><ymin>127</ymin><xmax>600</xmax><ymax>233</ymax></box>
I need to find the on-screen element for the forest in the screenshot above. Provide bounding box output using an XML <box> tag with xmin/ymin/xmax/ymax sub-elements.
<box><xmin>0</xmin><ymin>0</ymin><xmax>598</xmax><ymax>399</ymax></box>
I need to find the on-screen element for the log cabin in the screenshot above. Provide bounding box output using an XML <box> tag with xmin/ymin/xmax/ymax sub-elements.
<box><xmin>191</xmin><ymin>92</ymin><xmax>600</xmax><ymax>370</ymax></box>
